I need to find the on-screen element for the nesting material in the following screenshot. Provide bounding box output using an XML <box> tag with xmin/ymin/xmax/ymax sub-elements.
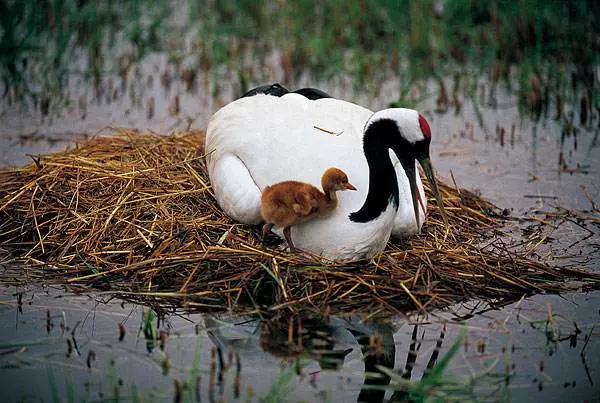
<box><xmin>0</xmin><ymin>129</ymin><xmax>596</xmax><ymax>314</ymax></box>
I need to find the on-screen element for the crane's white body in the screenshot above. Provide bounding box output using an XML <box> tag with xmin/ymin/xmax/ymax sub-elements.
<box><xmin>205</xmin><ymin>93</ymin><xmax>426</xmax><ymax>260</ymax></box>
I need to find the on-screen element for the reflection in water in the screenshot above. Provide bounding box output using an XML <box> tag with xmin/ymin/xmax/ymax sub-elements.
<box><xmin>204</xmin><ymin>311</ymin><xmax>454</xmax><ymax>403</ymax></box>
<box><xmin>0</xmin><ymin>284</ymin><xmax>599</xmax><ymax>401</ymax></box>
<box><xmin>205</xmin><ymin>312</ymin><xmax>398</xmax><ymax>402</ymax></box>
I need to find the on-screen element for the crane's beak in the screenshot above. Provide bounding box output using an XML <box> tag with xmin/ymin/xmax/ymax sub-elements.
<box><xmin>417</xmin><ymin>155</ymin><xmax>448</xmax><ymax>229</ymax></box>
<box><xmin>344</xmin><ymin>182</ymin><xmax>357</xmax><ymax>191</ymax></box>
<box><xmin>401</xmin><ymin>160</ymin><xmax>421</xmax><ymax>230</ymax></box>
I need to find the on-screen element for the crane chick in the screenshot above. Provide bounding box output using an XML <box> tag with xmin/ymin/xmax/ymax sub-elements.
<box><xmin>261</xmin><ymin>168</ymin><xmax>356</xmax><ymax>252</ymax></box>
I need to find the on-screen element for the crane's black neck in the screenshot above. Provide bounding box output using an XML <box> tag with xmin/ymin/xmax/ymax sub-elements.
<box><xmin>349</xmin><ymin>119</ymin><xmax>403</xmax><ymax>223</ymax></box>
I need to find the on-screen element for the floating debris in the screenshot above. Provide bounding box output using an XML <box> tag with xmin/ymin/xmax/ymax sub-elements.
<box><xmin>159</xmin><ymin>329</ymin><xmax>168</xmax><ymax>351</ymax></box>
<box><xmin>87</xmin><ymin>350</ymin><xmax>96</xmax><ymax>371</ymax></box>
<box><xmin>118</xmin><ymin>322</ymin><xmax>126</xmax><ymax>341</ymax></box>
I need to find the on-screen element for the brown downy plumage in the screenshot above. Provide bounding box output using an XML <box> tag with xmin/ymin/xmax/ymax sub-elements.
<box><xmin>261</xmin><ymin>167</ymin><xmax>356</xmax><ymax>251</ymax></box>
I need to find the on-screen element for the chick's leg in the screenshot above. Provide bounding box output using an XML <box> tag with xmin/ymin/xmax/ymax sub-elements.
<box><xmin>262</xmin><ymin>223</ymin><xmax>274</xmax><ymax>243</ymax></box>
<box><xmin>283</xmin><ymin>226</ymin><xmax>296</xmax><ymax>252</ymax></box>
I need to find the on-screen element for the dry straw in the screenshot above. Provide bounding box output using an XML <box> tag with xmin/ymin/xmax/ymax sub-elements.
<box><xmin>0</xmin><ymin>129</ymin><xmax>597</xmax><ymax>315</ymax></box>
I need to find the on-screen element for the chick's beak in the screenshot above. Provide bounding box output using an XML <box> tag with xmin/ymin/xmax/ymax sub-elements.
<box><xmin>344</xmin><ymin>182</ymin><xmax>357</xmax><ymax>191</ymax></box>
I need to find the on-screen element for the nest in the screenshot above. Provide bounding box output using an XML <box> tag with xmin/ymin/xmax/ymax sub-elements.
<box><xmin>0</xmin><ymin>129</ymin><xmax>597</xmax><ymax>316</ymax></box>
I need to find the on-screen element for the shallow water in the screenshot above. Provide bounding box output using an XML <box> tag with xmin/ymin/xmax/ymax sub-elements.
<box><xmin>0</xmin><ymin>283</ymin><xmax>598</xmax><ymax>402</ymax></box>
<box><xmin>1</xmin><ymin>51</ymin><xmax>600</xmax><ymax>401</ymax></box>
